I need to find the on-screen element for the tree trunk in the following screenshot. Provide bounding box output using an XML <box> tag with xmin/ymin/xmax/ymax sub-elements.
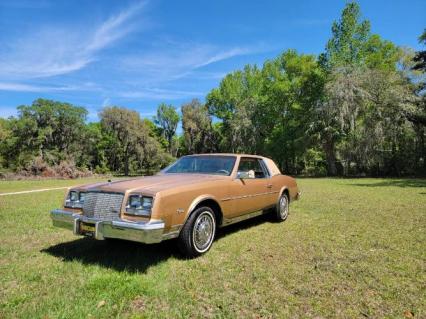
<box><xmin>124</xmin><ymin>146</ymin><xmax>129</xmax><ymax>176</ymax></box>
<box><xmin>124</xmin><ymin>158</ymin><xmax>129</xmax><ymax>176</ymax></box>
<box><xmin>323</xmin><ymin>138</ymin><xmax>337</xmax><ymax>176</ymax></box>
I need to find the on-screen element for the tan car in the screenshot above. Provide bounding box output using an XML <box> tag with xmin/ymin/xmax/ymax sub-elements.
<box><xmin>51</xmin><ymin>154</ymin><xmax>300</xmax><ymax>257</ymax></box>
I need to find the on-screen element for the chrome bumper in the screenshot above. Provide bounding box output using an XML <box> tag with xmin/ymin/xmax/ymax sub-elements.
<box><xmin>50</xmin><ymin>209</ymin><xmax>165</xmax><ymax>244</ymax></box>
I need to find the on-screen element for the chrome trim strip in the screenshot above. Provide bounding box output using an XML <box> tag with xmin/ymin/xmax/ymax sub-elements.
<box><xmin>82</xmin><ymin>190</ymin><xmax>125</xmax><ymax>195</ymax></box>
<box><xmin>112</xmin><ymin>220</ymin><xmax>164</xmax><ymax>230</ymax></box>
<box><xmin>221</xmin><ymin>190</ymin><xmax>279</xmax><ymax>202</ymax></box>
<box><xmin>221</xmin><ymin>209</ymin><xmax>267</xmax><ymax>227</ymax></box>
<box><xmin>162</xmin><ymin>230</ymin><xmax>180</xmax><ymax>240</ymax></box>
<box><xmin>161</xmin><ymin>224</ymin><xmax>182</xmax><ymax>240</ymax></box>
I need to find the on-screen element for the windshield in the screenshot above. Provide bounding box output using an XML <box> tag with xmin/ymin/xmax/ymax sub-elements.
<box><xmin>163</xmin><ymin>156</ymin><xmax>236</xmax><ymax>176</ymax></box>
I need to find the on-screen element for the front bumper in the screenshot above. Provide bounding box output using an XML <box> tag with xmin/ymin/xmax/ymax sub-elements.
<box><xmin>50</xmin><ymin>209</ymin><xmax>165</xmax><ymax>244</ymax></box>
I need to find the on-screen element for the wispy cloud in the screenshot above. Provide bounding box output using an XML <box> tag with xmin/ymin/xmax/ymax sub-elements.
<box><xmin>193</xmin><ymin>47</ymin><xmax>254</xmax><ymax>68</ymax></box>
<box><xmin>102</xmin><ymin>98</ymin><xmax>112</xmax><ymax>108</ymax></box>
<box><xmin>0</xmin><ymin>82</ymin><xmax>100</xmax><ymax>93</ymax></box>
<box><xmin>0</xmin><ymin>82</ymin><xmax>74</xmax><ymax>92</ymax></box>
<box><xmin>86</xmin><ymin>2</ymin><xmax>146</xmax><ymax>53</ymax></box>
<box><xmin>0</xmin><ymin>1</ymin><xmax>146</xmax><ymax>80</ymax></box>
<box><xmin>119</xmin><ymin>43</ymin><xmax>259</xmax><ymax>83</ymax></box>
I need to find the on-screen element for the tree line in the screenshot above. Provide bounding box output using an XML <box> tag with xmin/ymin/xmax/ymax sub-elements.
<box><xmin>0</xmin><ymin>2</ymin><xmax>425</xmax><ymax>177</ymax></box>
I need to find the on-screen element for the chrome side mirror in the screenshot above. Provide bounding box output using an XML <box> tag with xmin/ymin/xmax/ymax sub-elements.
<box><xmin>237</xmin><ymin>171</ymin><xmax>255</xmax><ymax>179</ymax></box>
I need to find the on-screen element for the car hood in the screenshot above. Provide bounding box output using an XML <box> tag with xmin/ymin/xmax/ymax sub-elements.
<box><xmin>78</xmin><ymin>174</ymin><xmax>228</xmax><ymax>194</ymax></box>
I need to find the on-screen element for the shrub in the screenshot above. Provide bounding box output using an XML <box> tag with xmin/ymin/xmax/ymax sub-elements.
<box><xmin>14</xmin><ymin>157</ymin><xmax>93</xmax><ymax>179</ymax></box>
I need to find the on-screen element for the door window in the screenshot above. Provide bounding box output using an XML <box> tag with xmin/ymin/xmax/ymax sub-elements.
<box><xmin>237</xmin><ymin>158</ymin><xmax>268</xmax><ymax>179</ymax></box>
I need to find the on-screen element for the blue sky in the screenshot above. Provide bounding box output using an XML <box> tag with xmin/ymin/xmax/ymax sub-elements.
<box><xmin>0</xmin><ymin>0</ymin><xmax>425</xmax><ymax>122</ymax></box>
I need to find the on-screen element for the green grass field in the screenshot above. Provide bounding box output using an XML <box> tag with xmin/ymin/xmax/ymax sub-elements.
<box><xmin>0</xmin><ymin>178</ymin><xmax>425</xmax><ymax>318</ymax></box>
<box><xmin>0</xmin><ymin>177</ymin><xmax>108</xmax><ymax>193</ymax></box>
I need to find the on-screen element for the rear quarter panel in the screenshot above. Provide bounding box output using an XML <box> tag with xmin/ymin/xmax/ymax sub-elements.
<box><xmin>273</xmin><ymin>175</ymin><xmax>299</xmax><ymax>201</ymax></box>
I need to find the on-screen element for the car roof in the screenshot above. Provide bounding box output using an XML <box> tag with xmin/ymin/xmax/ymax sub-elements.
<box><xmin>181</xmin><ymin>153</ymin><xmax>282</xmax><ymax>176</ymax></box>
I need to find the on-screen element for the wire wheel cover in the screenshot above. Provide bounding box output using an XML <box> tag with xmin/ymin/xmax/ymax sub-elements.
<box><xmin>192</xmin><ymin>212</ymin><xmax>215</xmax><ymax>251</ymax></box>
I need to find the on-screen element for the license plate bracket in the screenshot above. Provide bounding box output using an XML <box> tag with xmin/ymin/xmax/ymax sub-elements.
<box><xmin>80</xmin><ymin>222</ymin><xmax>95</xmax><ymax>235</ymax></box>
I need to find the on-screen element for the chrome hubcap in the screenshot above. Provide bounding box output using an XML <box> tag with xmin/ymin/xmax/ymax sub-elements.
<box><xmin>193</xmin><ymin>212</ymin><xmax>215</xmax><ymax>252</ymax></box>
<box><xmin>279</xmin><ymin>196</ymin><xmax>288</xmax><ymax>219</ymax></box>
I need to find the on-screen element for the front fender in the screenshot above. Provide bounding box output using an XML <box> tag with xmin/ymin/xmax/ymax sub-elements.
<box><xmin>176</xmin><ymin>194</ymin><xmax>222</xmax><ymax>233</ymax></box>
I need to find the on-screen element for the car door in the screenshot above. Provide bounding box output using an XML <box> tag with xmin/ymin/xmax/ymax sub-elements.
<box><xmin>227</xmin><ymin>157</ymin><xmax>270</xmax><ymax>217</ymax></box>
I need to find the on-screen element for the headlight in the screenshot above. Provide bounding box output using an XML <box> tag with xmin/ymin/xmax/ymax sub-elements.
<box><xmin>125</xmin><ymin>195</ymin><xmax>152</xmax><ymax>217</ymax></box>
<box><xmin>65</xmin><ymin>190</ymin><xmax>85</xmax><ymax>208</ymax></box>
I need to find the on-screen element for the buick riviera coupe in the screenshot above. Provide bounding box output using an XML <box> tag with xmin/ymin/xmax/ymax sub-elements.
<box><xmin>51</xmin><ymin>154</ymin><xmax>300</xmax><ymax>257</ymax></box>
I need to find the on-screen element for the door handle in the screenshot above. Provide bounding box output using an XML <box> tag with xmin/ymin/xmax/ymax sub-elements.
<box><xmin>267</xmin><ymin>184</ymin><xmax>273</xmax><ymax>189</ymax></box>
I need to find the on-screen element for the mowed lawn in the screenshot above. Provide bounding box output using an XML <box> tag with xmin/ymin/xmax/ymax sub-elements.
<box><xmin>0</xmin><ymin>177</ymin><xmax>112</xmax><ymax>193</ymax></box>
<box><xmin>0</xmin><ymin>178</ymin><xmax>425</xmax><ymax>318</ymax></box>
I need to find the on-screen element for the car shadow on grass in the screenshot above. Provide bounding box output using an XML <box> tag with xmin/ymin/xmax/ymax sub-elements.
<box><xmin>42</xmin><ymin>237</ymin><xmax>179</xmax><ymax>273</ymax></box>
<box><xmin>42</xmin><ymin>213</ymin><xmax>273</xmax><ymax>272</ymax></box>
<box><xmin>216</xmin><ymin>213</ymin><xmax>273</xmax><ymax>240</ymax></box>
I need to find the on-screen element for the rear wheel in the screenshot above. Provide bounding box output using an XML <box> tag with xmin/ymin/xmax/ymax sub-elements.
<box><xmin>178</xmin><ymin>207</ymin><xmax>216</xmax><ymax>258</ymax></box>
<box><xmin>274</xmin><ymin>192</ymin><xmax>289</xmax><ymax>222</ymax></box>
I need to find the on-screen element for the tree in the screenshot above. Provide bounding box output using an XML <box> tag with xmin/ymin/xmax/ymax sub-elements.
<box><xmin>80</xmin><ymin>122</ymin><xmax>109</xmax><ymax>173</ymax></box>
<box><xmin>100</xmin><ymin>107</ymin><xmax>140</xmax><ymax>175</ymax></box>
<box><xmin>155</xmin><ymin>103</ymin><xmax>180</xmax><ymax>154</ymax></box>
<box><xmin>263</xmin><ymin>50</ymin><xmax>325</xmax><ymax>173</ymax></box>
<box><xmin>181</xmin><ymin>99</ymin><xmax>213</xmax><ymax>154</ymax></box>
<box><xmin>408</xmin><ymin>30</ymin><xmax>426</xmax><ymax>173</ymax></box>
<box><xmin>100</xmin><ymin>106</ymin><xmax>170</xmax><ymax>176</ymax></box>
<box><xmin>413</xmin><ymin>29</ymin><xmax>426</xmax><ymax>73</ymax></box>
<box><xmin>313</xmin><ymin>66</ymin><xmax>368</xmax><ymax>175</ymax></box>
<box><xmin>315</xmin><ymin>1</ymin><xmax>407</xmax><ymax>175</ymax></box>
<box><xmin>206</xmin><ymin>65</ymin><xmax>264</xmax><ymax>153</ymax></box>
<box><xmin>206</xmin><ymin>50</ymin><xmax>325</xmax><ymax>172</ymax></box>
<box><xmin>0</xmin><ymin>118</ymin><xmax>10</xmax><ymax>169</ymax></box>
<box><xmin>321</xmin><ymin>2</ymin><xmax>370</xmax><ymax>69</ymax></box>
<box><xmin>1</xmin><ymin>99</ymin><xmax>87</xmax><ymax>169</ymax></box>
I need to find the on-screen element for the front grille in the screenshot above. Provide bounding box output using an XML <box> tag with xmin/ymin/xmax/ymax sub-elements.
<box><xmin>82</xmin><ymin>192</ymin><xmax>124</xmax><ymax>220</ymax></box>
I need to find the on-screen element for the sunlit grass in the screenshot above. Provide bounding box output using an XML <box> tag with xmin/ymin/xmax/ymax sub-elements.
<box><xmin>0</xmin><ymin>178</ymin><xmax>425</xmax><ymax>318</ymax></box>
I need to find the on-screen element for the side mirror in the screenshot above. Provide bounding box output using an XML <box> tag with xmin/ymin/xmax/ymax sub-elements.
<box><xmin>237</xmin><ymin>171</ymin><xmax>248</xmax><ymax>179</ymax></box>
<box><xmin>237</xmin><ymin>171</ymin><xmax>255</xmax><ymax>179</ymax></box>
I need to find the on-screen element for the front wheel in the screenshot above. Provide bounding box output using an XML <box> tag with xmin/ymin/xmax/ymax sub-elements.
<box><xmin>274</xmin><ymin>192</ymin><xmax>289</xmax><ymax>222</ymax></box>
<box><xmin>178</xmin><ymin>207</ymin><xmax>216</xmax><ymax>258</ymax></box>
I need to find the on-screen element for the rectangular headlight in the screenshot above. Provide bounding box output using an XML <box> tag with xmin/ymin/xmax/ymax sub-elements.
<box><xmin>126</xmin><ymin>195</ymin><xmax>152</xmax><ymax>217</ymax></box>
<box><xmin>65</xmin><ymin>190</ymin><xmax>84</xmax><ymax>208</ymax></box>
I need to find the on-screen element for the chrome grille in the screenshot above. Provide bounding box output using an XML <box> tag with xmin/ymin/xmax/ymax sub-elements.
<box><xmin>82</xmin><ymin>192</ymin><xmax>124</xmax><ymax>220</ymax></box>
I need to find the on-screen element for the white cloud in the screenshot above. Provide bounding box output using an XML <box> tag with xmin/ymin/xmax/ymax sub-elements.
<box><xmin>193</xmin><ymin>47</ymin><xmax>253</xmax><ymax>68</ymax></box>
<box><xmin>0</xmin><ymin>1</ymin><xmax>146</xmax><ymax>80</ymax></box>
<box><xmin>119</xmin><ymin>43</ymin><xmax>257</xmax><ymax>83</ymax></box>
<box><xmin>0</xmin><ymin>82</ymin><xmax>74</xmax><ymax>92</ymax></box>
<box><xmin>0</xmin><ymin>82</ymin><xmax>101</xmax><ymax>93</ymax></box>
<box><xmin>86</xmin><ymin>2</ymin><xmax>146</xmax><ymax>53</ymax></box>
<box><xmin>102</xmin><ymin>98</ymin><xmax>112</xmax><ymax>107</ymax></box>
